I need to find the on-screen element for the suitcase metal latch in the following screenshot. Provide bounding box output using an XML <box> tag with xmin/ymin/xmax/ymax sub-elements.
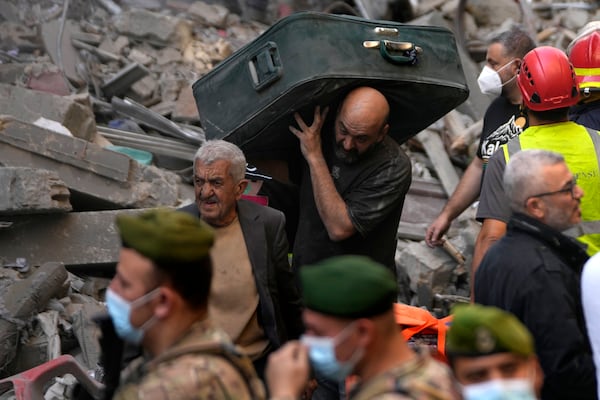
<box><xmin>363</xmin><ymin>40</ymin><xmax>422</xmax><ymax>65</ymax></box>
<box><xmin>248</xmin><ymin>41</ymin><xmax>283</xmax><ymax>91</ymax></box>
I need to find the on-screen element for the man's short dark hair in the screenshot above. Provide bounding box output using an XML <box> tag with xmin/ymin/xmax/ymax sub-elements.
<box><xmin>490</xmin><ymin>25</ymin><xmax>537</xmax><ymax>59</ymax></box>
<box><xmin>153</xmin><ymin>258</ymin><xmax>213</xmax><ymax>308</ymax></box>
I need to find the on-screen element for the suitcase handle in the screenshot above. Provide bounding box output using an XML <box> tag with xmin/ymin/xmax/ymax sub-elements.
<box><xmin>248</xmin><ymin>41</ymin><xmax>283</xmax><ymax>91</ymax></box>
<box><xmin>363</xmin><ymin>40</ymin><xmax>421</xmax><ymax>65</ymax></box>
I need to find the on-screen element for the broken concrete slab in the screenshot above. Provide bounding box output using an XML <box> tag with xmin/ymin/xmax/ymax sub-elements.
<box><xmin>130</xmin><ymin>74</ymin><xmax>158</xmax><ymax>101</ymax></box>
<box><xmin>0</xmin><ymin>209</ymin><xmax>141</xmax><ymax>271</ymax></box>
<box><xmin>72</xmin><ymin>39</ymin><xmax>123</xmax><ymax>64</ymax></box>
<box><xmin>156</xmin><ymin>47</ymin><xmax>182</xmax><ymax>66</ymax></box>
<box><xmin>40</xmin><ymin>19</ymin><xmax>85</xmax><ymax>86</ymax></box>
<box><xmin>23</xmin><ymin>62</ymin><xmax>70</xmax><ymax>96</ymax></box>
<box><xmin>0</xmin><ymin>63</ymin><xmax>26</xmax><ymax>85</ymax></box>
<box><xmin>0</xmin><ymin>21</ymin><xmax>39</xmax><ymax>52</ymax></box>
<box><xmin>0</xmin><ymin>167</ymin><xmax>72</xmax><ymax>215</ymax></box>
<box><xmin>0</xmin><ymin>262</ymin><xmax>69</xmax><ymax>376</ymax></box>
<box><xmin>467</xmin><ymin>0</ymin><xmax>521</xmax><ymax>27</ymax></box>
<box><xmin>128</xmin><ymin>48</ymin><xmax>155</xmax><ymax>66</ymax></box>
<box><xmin>396</xmin><ymin>241</ymin><xmax>458</xmax><ymax>295</ymax></box>
<box><xmin>188</xmin><ymin>1</ymin><xmax>230</xmax><ymax>29</ymax></box>
<box><xmin>101</xmin><ymin>62</ymin><xmax>149</xmax><ymax>99</ymax></box>
<box><xmin>400</xmin><ymin>177</ymin><xmax>447</xmax><ymax>225</ymax></box>
<box><xmin>113</xmin><ymin>9</ymin><xmax>193</xmax><ymax>49</ymax></box>
<box><xmin>0</xmin><ymin>83</ymin><xmax>96</xmax><ymax>141</ymax></box>
<box><xmin>96</xmin><ymin>0</ymin><xmax>123</xmax><ymax>14</ymax></box>
<box><xmin>172</xmin><ymin>86</ymin><xmax>199</xmax><ymax>123</ymax></box>
<box><xmin>70</xmin><ymin>31</ymin><xmax>104</xmax><ymax>46</ymax></box>
<box><xmin>69</xmin><ymin>298</ymin><xmax>104</xmax><ymax>370</ymax></box>
<box><xmin>416</xmin><ymin>129</ymin><xmax>460</xmax><ymax>197</ymax></box>
<box><xmin>99</xmin><ymin>35</ymin><xmax>129</xmax><ymax>56</ymax></box>
<box><xmin>0</xmin><ymin>117</ymin><xmax>187</xmax><ymax>208</ymax></box>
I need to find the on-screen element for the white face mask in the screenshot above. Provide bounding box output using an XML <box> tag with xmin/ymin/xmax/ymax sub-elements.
<box><xmin>477</xmin><ymin>60</ymin><xmax>517</xmax><ymax>96</ymax></box>
<box><xmin>462</xmin><ymin>378</ymin><xmax>536</xmax><ymax>400</ymax></box>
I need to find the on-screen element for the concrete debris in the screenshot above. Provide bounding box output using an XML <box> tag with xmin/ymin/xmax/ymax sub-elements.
<box><xmin>0</xmin><ymin>209</ymin><xmax>144</xmax><ymax>273</ymax></box>
<box><xmin>0</xmin><ymin>262</ymin><xmax>69</xmax><ymax>375</ymax></box>
<box><xmin>415</xmin><ymin>129</ymin><xmax>459</xmax><ymax>197</ymax></box>
<box><xmin>0</xmin><ymin>84</ymin><xmax>96</xmax><ymax>141</ymax></box>
<box><xmin>0</xmin><ymin>0</ymin><xmax>597</xmax><ymax>389</ymax></box>
<box><xmin>0</xmin><ymin>167</ymin><xmax>72</xmax><ymax>215</ymax></box>
<box><xmin>466</xmin><ymin>0</ymin><xmax>521</xmax><ymax>28</ymax></box>
<box><xmin>188</xmin><ymin>1</ymin><xmax>231</xmax><ymax>28</ymax></box>
<box><xmin>23</xmin><ymin>63</ymin><xmax>71</xmax><ymax>96</ymax></box>
<box><xmin>113</xmin><ymin>9</ymin><xmax>193</xmax><ymax>49</ymax></box>
<box><xmin>101</xmin><ymin>62</ymin><xmax>149</xmax><ymax>99</ymax></box>
<box><xmin>40</xmin><ymin>19</ymin><xmax>85</xmax><ymax>86</ymax></box>
<box><xmin>0</xmin><ymin>117</ymin><xmax>188</xmax><ymax>209</ymax></box>
<box><xmin>172</xmin><ymin>86</ymin><xmax>200</xmax><ymax>123</ymax></box>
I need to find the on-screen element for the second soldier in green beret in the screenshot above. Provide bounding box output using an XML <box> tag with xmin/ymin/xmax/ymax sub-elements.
<box><xmin>265</xmin><ymin>255</ymin><xmax>460</xmax><ymax>400</ymax></box>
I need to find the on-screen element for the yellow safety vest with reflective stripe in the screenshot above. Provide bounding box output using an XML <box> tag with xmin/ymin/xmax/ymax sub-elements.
<box><xmin>503</xmin><ymin>121</ymin><xmax>600</xmax><ymax>256</ymax></box>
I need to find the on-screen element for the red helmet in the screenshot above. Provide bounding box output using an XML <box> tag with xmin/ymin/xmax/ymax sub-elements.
<box><xmin>517</xmin><ymin>46</ymin><xmax>579</xmax><ymax>111</ymax></box>
<box><xmin>569</xmin><ymin>31</ymin><xmax>600</xmax><ymax>92</ymax></box>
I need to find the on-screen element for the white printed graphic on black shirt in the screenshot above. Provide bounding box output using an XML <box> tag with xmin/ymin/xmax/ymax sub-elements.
<box><xmin>480</xmin><ymin>115</ymin><xmax>523</xmax><ymax>161</ymax></box>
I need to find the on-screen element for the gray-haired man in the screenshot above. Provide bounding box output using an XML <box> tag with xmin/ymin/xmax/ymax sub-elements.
<box><xmin>180</xmin><ymin>139</ymin><xmax>303</xmax><ymax>380</ymax></box>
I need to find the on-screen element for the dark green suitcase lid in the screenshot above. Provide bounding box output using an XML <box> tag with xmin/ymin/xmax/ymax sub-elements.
<box><xmin>193</xmin><ymin>12</ymin><xmax>469</xmax><ymax>158</ymax></box>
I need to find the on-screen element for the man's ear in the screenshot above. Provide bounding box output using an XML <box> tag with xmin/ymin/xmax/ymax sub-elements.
<box><xmin>236</xmin><ymin>179</ymin><xmax>249</xmax><ymax>199</ymax></box>
<box><xmin>379</xmin><ymin>123</ymin><xmax>390</xmax><ymax>141</ymax></box>
<box><xmin>513</xmin><ymin>58</ymin><xmax>522</xmax><ymax>74</ymax></box>
<box><xmin>525</xmin><ymin>197</ymin><xmax>545</xmax><ymax>220</ymax></box>
<box><xmin>528</xmin><ymin>355</ymin><xmax>544</xmax><ymax>398</ymax></box>
<box><xmin>355</xmin><ymin>318</ymin><xmax>375</xmax><ymax>348</ymax></box>
<box><xmin>154</xmin><ymin>287</ymin><xmax>177</xmax><ymax>319</ymax></box>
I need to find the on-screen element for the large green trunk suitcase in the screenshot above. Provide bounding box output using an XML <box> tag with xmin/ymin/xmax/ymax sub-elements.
<box><xmin>192</xmin><ymin>12</ymin><xmax>469</xmax><ymax>158</ymax></box>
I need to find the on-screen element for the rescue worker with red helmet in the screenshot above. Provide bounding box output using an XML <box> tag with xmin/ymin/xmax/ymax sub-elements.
<box><xmin>472</xmin><ymin>46</ymin><xmax>600</xmax><ymax>283</ymax></box>
<box><xmin>567</xmin><ymin>22</ymin><xmax>600</xmax><ymax>130</ymax></box>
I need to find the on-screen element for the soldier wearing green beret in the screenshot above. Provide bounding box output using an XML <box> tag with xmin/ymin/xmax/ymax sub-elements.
<box><xmin>265</xmin><ymin>255</ymin><xmax>460</xmax><ymax>400</ymax></box>
<box><xmin>105</xmin><ymin>208</ymin><xmax>266</xmax><ymax>400</ymax></box>
<box><xmin>446</xmin><ymin>304</ymin><xmax>543</xmax><ymax>400</ymax></box>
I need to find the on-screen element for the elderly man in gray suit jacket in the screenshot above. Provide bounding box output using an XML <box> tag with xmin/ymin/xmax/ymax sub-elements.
<box><xmin>180</xmin><ymin>139</ymin><xmax>304</xmax><ymax>380</ymax></box>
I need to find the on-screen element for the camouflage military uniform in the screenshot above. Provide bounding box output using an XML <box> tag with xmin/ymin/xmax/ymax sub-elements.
<box><xmin>348</xmin><ymin>354</ymin><xmax>460</xmax><ymax>400</ymax></box>
<box><xmin>113</xmin><ymin>320</ymin><xmax>266</xmax><ymax>400</ymax></box>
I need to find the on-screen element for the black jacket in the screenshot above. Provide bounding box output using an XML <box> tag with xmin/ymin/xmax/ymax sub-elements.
<box><xmin>475</xmin><ymin>213</ymin><xmax>596</xmax><ymax>400</ymax></box>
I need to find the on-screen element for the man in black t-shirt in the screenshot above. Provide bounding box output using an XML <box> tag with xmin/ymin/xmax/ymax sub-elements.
<box><xmin>425</xmin><ymin>26</ymin><xmax>536</xmax><ymax>247</ymax></box>
<box><xmin>290</xmin><ymin>86</ymin><xmax>412</xmax><ymax>274</ymax></box>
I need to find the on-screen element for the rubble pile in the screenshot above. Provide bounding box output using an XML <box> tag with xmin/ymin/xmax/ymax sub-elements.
<box><xmin>0</xmin><ymin>0</ymin><xmax>598</xmax><ymax>381</ymax></box>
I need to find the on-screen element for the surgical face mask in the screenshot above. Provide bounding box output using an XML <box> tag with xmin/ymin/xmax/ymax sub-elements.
<box><xmin>105</xmin><ymin>287</ymin><xmax>160</xmax><ymax>345</ymax></box>
<box><xmin>300</xmin><ymin>323</ymin><xmax>364</xmax><ymax>382</ymax></box>
<box><xmin>477</xmin><ymin>60</ymin><xmax>517</xmax><ymax>96</ymax></box>
<box><xmin>462</xmin><ymin>378</ymin><xmax>536</xmax><ymax>400</ymax></box>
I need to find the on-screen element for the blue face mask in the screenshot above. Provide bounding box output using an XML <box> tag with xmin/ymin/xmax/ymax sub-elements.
<box><xmin>300</xmin><ymin>323</ymin><xmax>364</xmax><ymax>382</ymax></box>
<box><xmin>105</xmin><ymin>287</ymin><xmax>160</xmax><ymax>345</ymax></box>
<box><xmin>462</xmin><ymin>378</ymin><xmax>536</xmax><ymax>400</ymax></box>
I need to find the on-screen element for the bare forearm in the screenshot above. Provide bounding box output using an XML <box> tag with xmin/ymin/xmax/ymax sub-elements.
<box><xmin>426</xmin><ymin>157</ymin><xmax>483</xmax><ymax>247</ymax></box>
<box><xmin>441</xmin><ymin>157</ymin><xmax>483</xmax><ymax>220</ymax></box>
<box><xmin>307</xmin><ymin>155</ymin><xmax>355</xmax><ymax>241</ymax></box>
